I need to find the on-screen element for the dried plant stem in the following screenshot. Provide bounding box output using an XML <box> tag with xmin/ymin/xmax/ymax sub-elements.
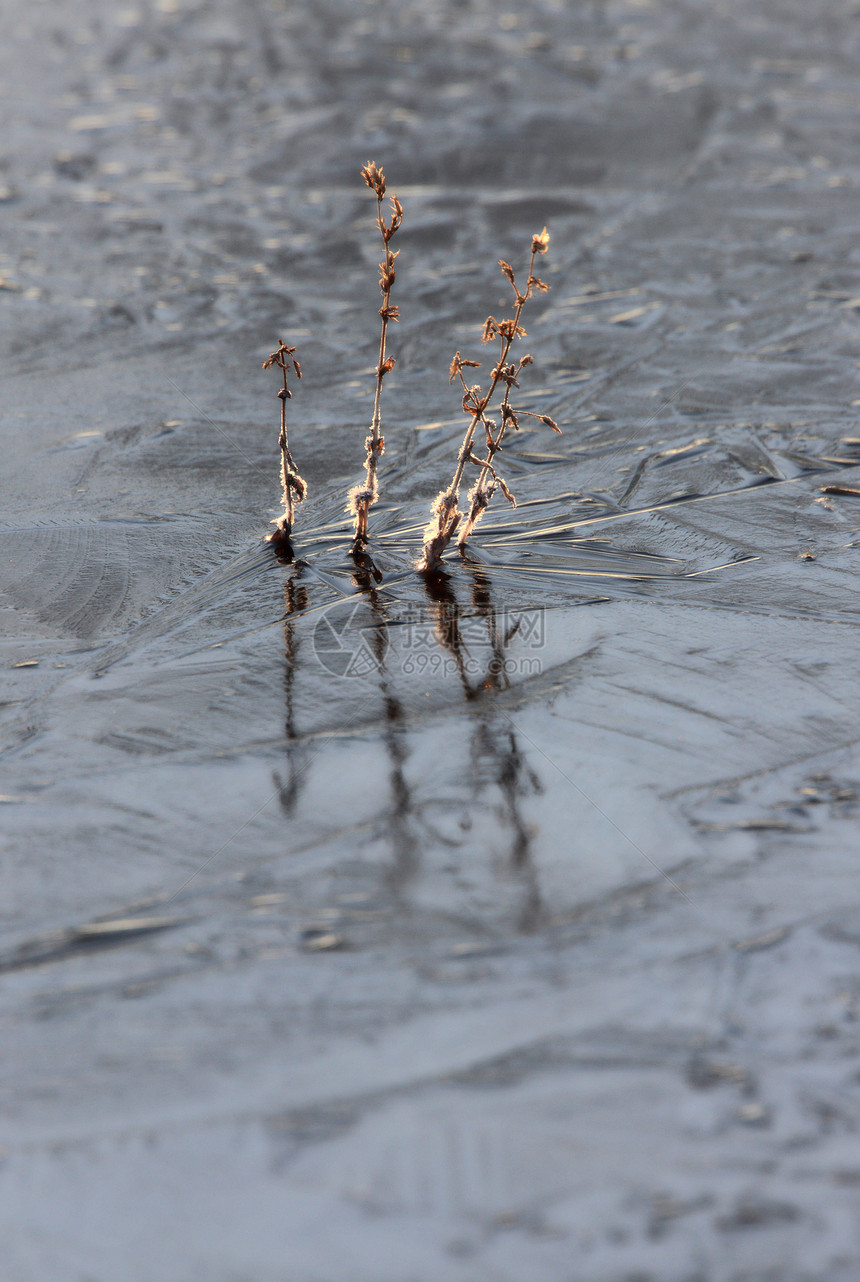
<box><xmin>420</xmin><ymin>357</ymin><xmax>509</xmax><ymax>572</ymax></box>
<box><xmin>278</xmin><ymin>379</ymin><xmax>297</xmax><ymax>526</ymax></box>
<box><xmin>263</xmin><ymin>339</ymin><xmax>305</xmax><ymax>544</ymax></box>
<box><xmin>455</xmin><ymin>250</ymin><xmax>537</xmax><ymax>548</ymax></box>
<box><xmin>421</xmin><ymin>228</ymin><xmax>555</xmax><ymax>570</ymax></box>
<box><xmin>355</xmin><ymin>196</ymin><xmax>390</xmax><ymax>543</ymax></box>
<box><xmin>349</xmin><ymin>162</ymin><xmax>402</xmax><ymax>556</ymax></box>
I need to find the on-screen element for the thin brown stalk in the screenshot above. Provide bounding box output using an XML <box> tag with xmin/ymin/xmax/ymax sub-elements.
<box><xmin>263</xmin><ymin>338</ymin><xmax>306</xmax><ymax>546</ymax></box>
<box><xmin>348</xmin><ymin>161</ymin><xmax>402</xmax><ymax>556</ymax></box>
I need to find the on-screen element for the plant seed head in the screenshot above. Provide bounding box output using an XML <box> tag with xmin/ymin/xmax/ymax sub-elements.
<box><xmin>361</xmin><ymin>161</ymin><xmax>386</xmax><ymax>197</ymax></box>
<box><xmin>532</xmin><ymin>226</ymin><xmax>550</xmax><ymax>255</ymax></box>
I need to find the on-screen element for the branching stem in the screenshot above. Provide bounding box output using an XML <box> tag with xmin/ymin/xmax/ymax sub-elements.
<box><xmin>422</xmin><ymin>228</ymin><xmax>553</xmax><ymax>570</ymax></box>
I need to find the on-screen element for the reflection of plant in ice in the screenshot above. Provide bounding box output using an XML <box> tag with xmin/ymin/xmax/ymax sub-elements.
<box><xmin>423</xmin><ymin>566</ymin><xmax>545</xmax><ymax>931</ymax></box>
<box><xmin>273</xmin><ymin>567</ymin><xmax>309</xmax><ymax>818</ymax></box>
<box><xmin>262</xmin><ymin>338</ymin><xmax>305</xmax><ymax>554</ymax></box>
<box><xmin>357</xmin><ymin>574</ymin><xmax>417</xmax><ymax>894</ymax></box>
<box><xmin>272</xmin><ymin>556</ymin><xmax>544</xmax><ymax>928</ymax></box>
<box><xmin>421</xmin><ymin>229</ymin><xmax>559</xmax><ymax>571</ymax></box>
<box><xmin>467</xmin><ymin>567</ymin><xmax>544</xmax><ymax>932</ymax></box>
<box><xmin>347</xmin><ymin>161</ymin><xmax>403</xmax><ymax>563</ymax></box>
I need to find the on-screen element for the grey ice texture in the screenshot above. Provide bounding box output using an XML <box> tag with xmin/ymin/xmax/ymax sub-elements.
<box><xmin>3</xmin><ymin>0</ymin><xmax>860</xmax><ymax>1278</ymax></box>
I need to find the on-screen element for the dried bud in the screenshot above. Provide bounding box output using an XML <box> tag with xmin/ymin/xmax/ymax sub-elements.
<box><xmin>389</xmin><ymin>195</ymin><xmax>403</xmax><ymax>235</ymax></box>
<box><xmin>499</xmin><ymin>259</ymin><xmax>517</xmax><ymax>288</ymax></box>
<box><xmin>380</xmin><ymin>304</ymin><xmax>400</xmax><ymax>322</ymax></box>
<box><xmin>379</xmin><ymin>248</ymin><xmax>398</xmax><ymax>292</ymax></box>
<box><xmin>293</xmin><ymin>358</ymin><xmax>302</xmax><ymax>378</ymax></box>
<box><xmin>378</xmin><ymin>355</ymin><xmax>396</xmax><ymax>377</ymax></box>
<box><xmin>532</xmin><ymin>227</ymin><xmax>550</xmax><ymax>255</ymax></box>
<box><xmin>278</xmin><ymin>386</ymin><xmax>291</xmax><ymax>400</ymax></box>
<box><xmin>497</xmin><ymin>318</ymin><xmax>528</xmax><ymax>341</ymax></box>
<box><xmin>449</xmin><ymin>352</ymin><xmax>481</xmax><ymax>383</ymax></box>
<box><xmin>491</xmin><ymin>362</ymin><xmax>519</xmax><ymax>386</ymax></box>
<box><xmin>501</xmin><ymin>403</ymin><xmax>520</xmax><ymax>430</ymax></box>
<box><xmin>539</xmin><ymin>414</ymin><xmax>561</xmax><ymax>433</ymax></box>
<box><xmin>519</xmin><ymin>354</ymin><xmax>534</xmax><ymax>367</ymax></box>
<box><xmin>482</xmin><ymin>316</ymin><xmax>499</xmax><ymax>343</ymax></box>
<box><xmin>361</xmin><ymin>161</ymin><xmax>386</xmax><ymax>197</ymax></box>
<box><xmin>286</xmin><ymin>471</ymin><xmax>306</xmax><ymax>499</ymax></box>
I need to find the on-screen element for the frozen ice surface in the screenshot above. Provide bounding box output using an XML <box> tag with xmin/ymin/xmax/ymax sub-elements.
<box><xmin>4</xmin><ymin>0</ymin><xmax>860</xmax><ymax>1277</ymax></box>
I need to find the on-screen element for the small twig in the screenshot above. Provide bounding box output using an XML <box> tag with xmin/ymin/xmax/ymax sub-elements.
<box><xmin>348</xmin><ymin>161</ymin><xmax>403</xmax><ymax>558</ymax></box>
<box><xmin>262</xmin><ymin>338</ymin><xmax>306</xmax><ymax>545</ymax></box>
